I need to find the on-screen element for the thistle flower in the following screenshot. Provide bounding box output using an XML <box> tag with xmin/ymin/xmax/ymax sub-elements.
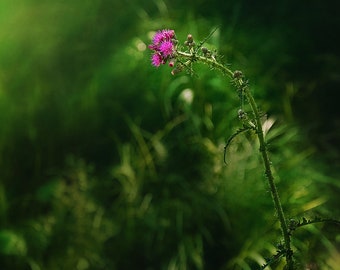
<box><xmin>152</xmin><ymin>29</ymin><xmax>175</xmax><ymax>44</ymax></box>
<box><xmin>159</xmin><ymin>41</ymin><xmax>174</xmax><ymax>57</ymax></box>
<box><xmin>151</xmin><ymin>53</ymin><xmax>163</xmax><ymax>67</ymax></box>
<box><xmin>149</xmin><ymin>29</ymin><xmax>176</xmax><ymax>67</ymax></box>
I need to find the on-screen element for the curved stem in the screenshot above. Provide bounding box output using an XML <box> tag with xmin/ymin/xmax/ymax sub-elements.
<box><xmin>177</xmin><ymin>50</ymin><xmax>294</xmax><ymax>269</ymax></box>
<box><xmin>244</xmin><ymin>90</ymin><xmax>294</xmax><ymax>269</ymax></box>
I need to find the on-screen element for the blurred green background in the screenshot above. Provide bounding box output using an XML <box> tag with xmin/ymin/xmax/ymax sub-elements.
<box><xmin>0</xmin><ymin>0</ymin><xmax>339</xmax><ymax>269</ymax></box>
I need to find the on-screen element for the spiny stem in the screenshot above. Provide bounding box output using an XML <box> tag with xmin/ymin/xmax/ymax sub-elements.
<box><xmin>244</xmin><ymin>89</ymin><xmax>294</xmax><ymax>269</ymax></box>
<box><xmin>177</xmin><ymin>50</ymin><xmax>294</xmax><ymax>269</ymax></box>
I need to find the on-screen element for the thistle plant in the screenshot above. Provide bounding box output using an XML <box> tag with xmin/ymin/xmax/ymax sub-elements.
<box><xmin>148</xmin><ymin>29</ymin><xmax>339</xmax><ymax>269</ymax></box>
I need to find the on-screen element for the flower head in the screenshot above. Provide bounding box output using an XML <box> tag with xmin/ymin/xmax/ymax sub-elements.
<box><xmin>149</xmin><ymin>29</ymin><xmax>176</xmax><ymax>67</ymax></box>
<box><xmin>152</xmin><ymin>31</ymin><xmax>165</xmax><ymax>44</ymax></box>
<box><xmin>159</xmin><ymin>40</ymin><xmax>174</xmax><ymax>57</ymax></box>
<box><xmin>161</xmin><ymin>29</ymin><xmax>175</xmax><ymax>40</ymax></box>
<box><xmin>151</xmin><ymin>53</ymin><xmax>163</xmax><ymax>67</ymax></box>
<box><xmin>152</xmin><ymin>29</ymin><xmax>175</xmax><ymax>44</ymax></box>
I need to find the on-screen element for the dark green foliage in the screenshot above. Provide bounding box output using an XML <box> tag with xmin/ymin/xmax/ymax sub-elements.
<box><xmin>0</xmin><ymin>1</ymin><xmax>339</xmax><ymax>269</ymax></box>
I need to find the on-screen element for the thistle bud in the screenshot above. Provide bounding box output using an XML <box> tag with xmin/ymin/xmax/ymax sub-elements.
<box><xmin>168</xmin><ymin>59</ymin><xmax>176</xmax><ymax>67</ymax></box>
<box><xmin>187</xmin><ymin>34</ymin><xmax>193</xmax><ymax>43</ymax></box>
<box><xmin>238</xmin><ymin>109</ymin><xmax>247</xmax><ymax>119</ymax></box>
<box><xmin>171</xmin><ymin>67</ymin><xmax>181</xmax><ymax>75</ymax></box>
<box><xmin>233</xmin><ymin>70</ymin><xmax>243</xmax><ymax>79</ymax></box>
<box><xmin>201</xmin><ymin>47</ymin><xmax>209</xmax><ymax>54</ymax></box>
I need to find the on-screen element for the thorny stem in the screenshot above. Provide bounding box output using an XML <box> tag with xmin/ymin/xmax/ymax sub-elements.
<box><xmin>177</xmin><ymin>50</ymin><xmax>294</xmax><ymax>269</ymax></box>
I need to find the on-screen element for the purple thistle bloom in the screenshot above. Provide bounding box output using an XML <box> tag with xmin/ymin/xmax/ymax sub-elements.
<box><xmin>161</xmin><ymin>29</ymin><xmax>175</xmax><ymax>40</ymax></box>
<box><xmin>152</xmin><ymin>30</ymin><xmax>165</xmax><ymax>44</ymax></box>
<box><xmin>152</xmin><ymin>29</ymin><xmax>175</xmax><ymax>45</ymax></box>
<box><xmin>149</xmin><ymin>29</ymin><xmax>176</xmax><ymax>67</ymax></box>
<box><xmin>151</xmin><ymin>53</ymin><xmax>163</xmax><ymax>67</ymax></box>
<box><xmin>148</xmin><ymin>44</ymin><xmax>158</xmax><ymax>50</ymax></box>
<box><xmin>159</xmin><ymin>40</ymin><xmax>174</xmax><ymax>57</ymax></box>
